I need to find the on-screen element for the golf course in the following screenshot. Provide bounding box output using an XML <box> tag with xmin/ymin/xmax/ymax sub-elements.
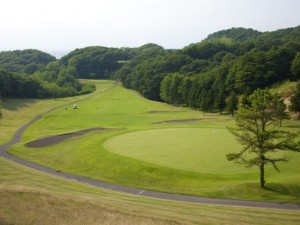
<box><xmin>1</xmin><ymin>80</ymin><xmax>300</xmax><ymax>225</ymax></box>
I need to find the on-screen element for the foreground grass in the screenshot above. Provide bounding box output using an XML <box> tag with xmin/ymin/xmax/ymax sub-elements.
<box><xmin>1</xmin><ymin>157</ymin><xmax>300</xmax><ymax>225</ymax></box>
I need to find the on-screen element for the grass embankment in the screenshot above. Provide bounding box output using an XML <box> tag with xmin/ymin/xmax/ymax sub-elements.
<box><xmin>1</xmin><ymin>157</ymin><xmax>300</xmax><ymax>225</ymax></box>
<box><xmin>6</xmin><ymin>80</ymin><xmax>300</xmax><ymax>203</ymax></box>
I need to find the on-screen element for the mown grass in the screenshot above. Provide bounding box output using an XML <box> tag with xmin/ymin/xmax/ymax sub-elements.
<box><xmin>20</xmin><ymin>83</ymin><xmax>206</xmax><ymax>140</ymax></box>
<box><xmin>1</xmin><ymin>157</ymin><xmax>300</xmax><ymax>225</ymax></box>
<box><xmin>0</xmin><ymin>80</ymin><xmax>115</xmax><ymax>145</ymax></box>
<box><xmin>104</xmin><ymin>128</ymin><xmax>250</xmax><ymax>173</ymax></box>
<box><xmin>6</xmin><ymin>81</ymin><xmax>300</xmax><ymax>203</ymax></box>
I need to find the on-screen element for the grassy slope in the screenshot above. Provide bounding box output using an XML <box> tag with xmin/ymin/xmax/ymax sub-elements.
<box><xmin>0</xmin><ymin>80</ymin><xmax>115</xmax><ymax>145</ymax></box>
<box><xmin>6</xmin><ymin>81</ymin><xmax>300</xmax><ymax>203</ymax></box>
<box><xmin>1</xmin><ymin>157</ymin><xmax>300</xmax><ymax>225</ymax></box>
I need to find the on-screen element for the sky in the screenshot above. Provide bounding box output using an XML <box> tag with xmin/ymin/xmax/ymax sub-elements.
<box><xmin>1</xmin><ymin>0</ymin><xmax>300</xmax><ymax>56</ymax></box>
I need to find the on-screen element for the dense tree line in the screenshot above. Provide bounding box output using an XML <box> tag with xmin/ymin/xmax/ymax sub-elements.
<box><xmin>117</xmin><ymin>26</ymin><xmax>300</xmax><ymax>114</ymax></box>
<box><xmin>0</xmin><ymin>67</ymin><xmax>95</xmax><ymax>98</ymax></box>
<box><xmin>0</xmin><ymin>26</ymin><xmax>299</xmax><ymax>113</ymax></box>
<box><xmin>60</xmin><ymin>46</ymin><xmax>139</xmax><ymax>79</ymax></box>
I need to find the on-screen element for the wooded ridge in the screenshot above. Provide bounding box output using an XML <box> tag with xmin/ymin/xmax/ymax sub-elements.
<box><xmin>0</xmin><ymin>26</ymin><xmax>299</xmax><ymax>113</ymax></box>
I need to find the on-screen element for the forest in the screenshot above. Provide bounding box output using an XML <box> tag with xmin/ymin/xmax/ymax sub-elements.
<box><xmin>0</xmin><ymin>26</ymin><xmax>299</xmax><ymax>114</ymax></box>
<box><xmin>0</xmin><ymin>50</ymin><xmax>95</xmax><ymax>98</ymax></box>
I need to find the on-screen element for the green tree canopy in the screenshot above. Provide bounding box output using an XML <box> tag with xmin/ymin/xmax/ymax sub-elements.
<box><xmin>0</xmin><ymin>49</ymin><xmax>55</xmax><ymax>74</ymax></box>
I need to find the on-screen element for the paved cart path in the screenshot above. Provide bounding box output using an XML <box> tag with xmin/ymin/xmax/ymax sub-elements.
<box><xmin>1</xmin><ymin>83</ymin><xmax>299</xmax><ymax>210</ymax></box>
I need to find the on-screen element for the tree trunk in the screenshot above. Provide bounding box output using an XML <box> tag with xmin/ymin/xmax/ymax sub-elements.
<box><xmin>260</xmin><ymin>160</ymin><xmax>265</xmax><ymax>188</ymax></box>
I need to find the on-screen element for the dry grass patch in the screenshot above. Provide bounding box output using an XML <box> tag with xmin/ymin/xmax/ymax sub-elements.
<box><xmin>0</xmin><ymin>189</ymin><xmax>182</xmax><ymax>225</ymax></box>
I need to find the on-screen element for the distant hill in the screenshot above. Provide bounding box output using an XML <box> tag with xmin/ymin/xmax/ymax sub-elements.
<box><xmin>59</xmin><ymin>46</ymin><xmax>129</xmax><ymax>79</ymax></box>
<box><xmin>60</xmin><ymin>44</ymin><xmax>165</xmax><ymax>79</ymax></box>
<box><xmin>205</xmin><ymin>27</ymin><xmax>262</xmax><ymax>42</ymax></box>
<box><xmin>0</xmin><ymin>49</ymin><xmax>56</xmax><ymax>74</ymax></box>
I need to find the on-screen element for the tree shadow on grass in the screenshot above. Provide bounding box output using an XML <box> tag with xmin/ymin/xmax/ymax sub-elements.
<box><xmin>283</xmin><ymin>125</ymin><xmax>300</xmax><ymax>129</ymax></box>
<box><xmin>264</xmin><ymin>183</ymin><xmax>300</xmax><ymax>201</ymax></box>
<box><xmin>2</xmin><ymin>99</ymin><xmax>38</xmax><ymax>111</ymax></box>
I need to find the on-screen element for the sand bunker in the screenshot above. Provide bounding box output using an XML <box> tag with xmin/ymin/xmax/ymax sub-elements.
<box><xmin>148</xmin><ymin>110</ymin><xmax>186</xmax><ymax>113</ymax></box>
<box><xmin>25</xmin><ymin>128</ymin><xmax>108</xmax><ymax>148</ymax></box>
<box><xmin>152</xmin><ymin>118</ymin><xmax>201</xmax><ymax>124</ymax></box>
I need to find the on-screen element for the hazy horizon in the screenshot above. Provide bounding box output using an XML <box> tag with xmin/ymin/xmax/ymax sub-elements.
<box><xmin>1</xmin><ymin>0</ymin><xmax>300</xmax><ymax>55</ymax></box>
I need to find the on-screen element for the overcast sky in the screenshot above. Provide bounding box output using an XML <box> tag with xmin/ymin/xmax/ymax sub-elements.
<box><xmin>1</xmin><ymin>0</ymin><xmax>300</xmax><ymax>55</ymax></box>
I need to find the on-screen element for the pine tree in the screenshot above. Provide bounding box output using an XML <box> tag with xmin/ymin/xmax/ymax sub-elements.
<box><xmin>226</xmin><ymin>89</ymin><xmax>300</xmax><ymax>187</ymax></box>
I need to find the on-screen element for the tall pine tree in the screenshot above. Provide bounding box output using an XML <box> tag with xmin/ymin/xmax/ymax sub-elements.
<box><xmin>227</xmin><ymin>89</ymin><xmax>300</xmax><ymax>187</ymax></box>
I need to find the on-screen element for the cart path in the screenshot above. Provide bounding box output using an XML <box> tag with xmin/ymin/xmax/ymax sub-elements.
<box><xmin>0</xmin><ymin>83</ymin><xmax>299</xmax><ymax>210</ymax></box>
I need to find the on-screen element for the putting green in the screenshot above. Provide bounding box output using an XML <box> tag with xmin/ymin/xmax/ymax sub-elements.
<box><xmin>104</xmin><ymin>128</ymin><xmax>250</xmax><ymax>174</ymax></box>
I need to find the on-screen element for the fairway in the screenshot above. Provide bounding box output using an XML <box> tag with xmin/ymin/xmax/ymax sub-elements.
<box><xmin>104</xmin><ymin>128</ymin><xmax>250</xmax><ymax>173</ymax></box>
<box><xmin>4</xmin><ymin>80</ymin><xmax>300</xmax><ymax>203</ymax></box>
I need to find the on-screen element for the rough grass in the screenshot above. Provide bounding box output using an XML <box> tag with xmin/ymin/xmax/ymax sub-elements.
<box><xmin>0</xmin><ymin>190</ymin><xmax>180</xmax><ymax>225</ymax></box>
<box><xmin>270</xmin><ymin>80</ymin><xmax>298</xmax><ymax>97</ymax></box>
<box><xmin>1</xmin><ymin>157</ymin><xmax>300</xmax><ymax>225</ymax></box>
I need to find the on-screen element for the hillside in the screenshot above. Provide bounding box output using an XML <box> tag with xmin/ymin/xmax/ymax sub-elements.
<box><xmin>205</xmin><ymin>27</ymin><xmax>262</xmax><ymax>42</ymax></box>
<box><xmin>117</xmin><ymin>26</ymin><xmax>300</xmax><ymax>112</ymax></box>
<box><xmin>0</xmin><ymin>26</ymin><xmax>299</xmax><ymax>113</ymax></box>
<box><xmin>0</xmin><ymin>49</ymin><xmax>56</xmax><ymax>74</ymax></box>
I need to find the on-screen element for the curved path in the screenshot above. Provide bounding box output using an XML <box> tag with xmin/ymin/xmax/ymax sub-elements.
<box><xmin>0</xmin><ymin>83</ymin><xmax>299</xmax><ymax>210</ymax></box>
